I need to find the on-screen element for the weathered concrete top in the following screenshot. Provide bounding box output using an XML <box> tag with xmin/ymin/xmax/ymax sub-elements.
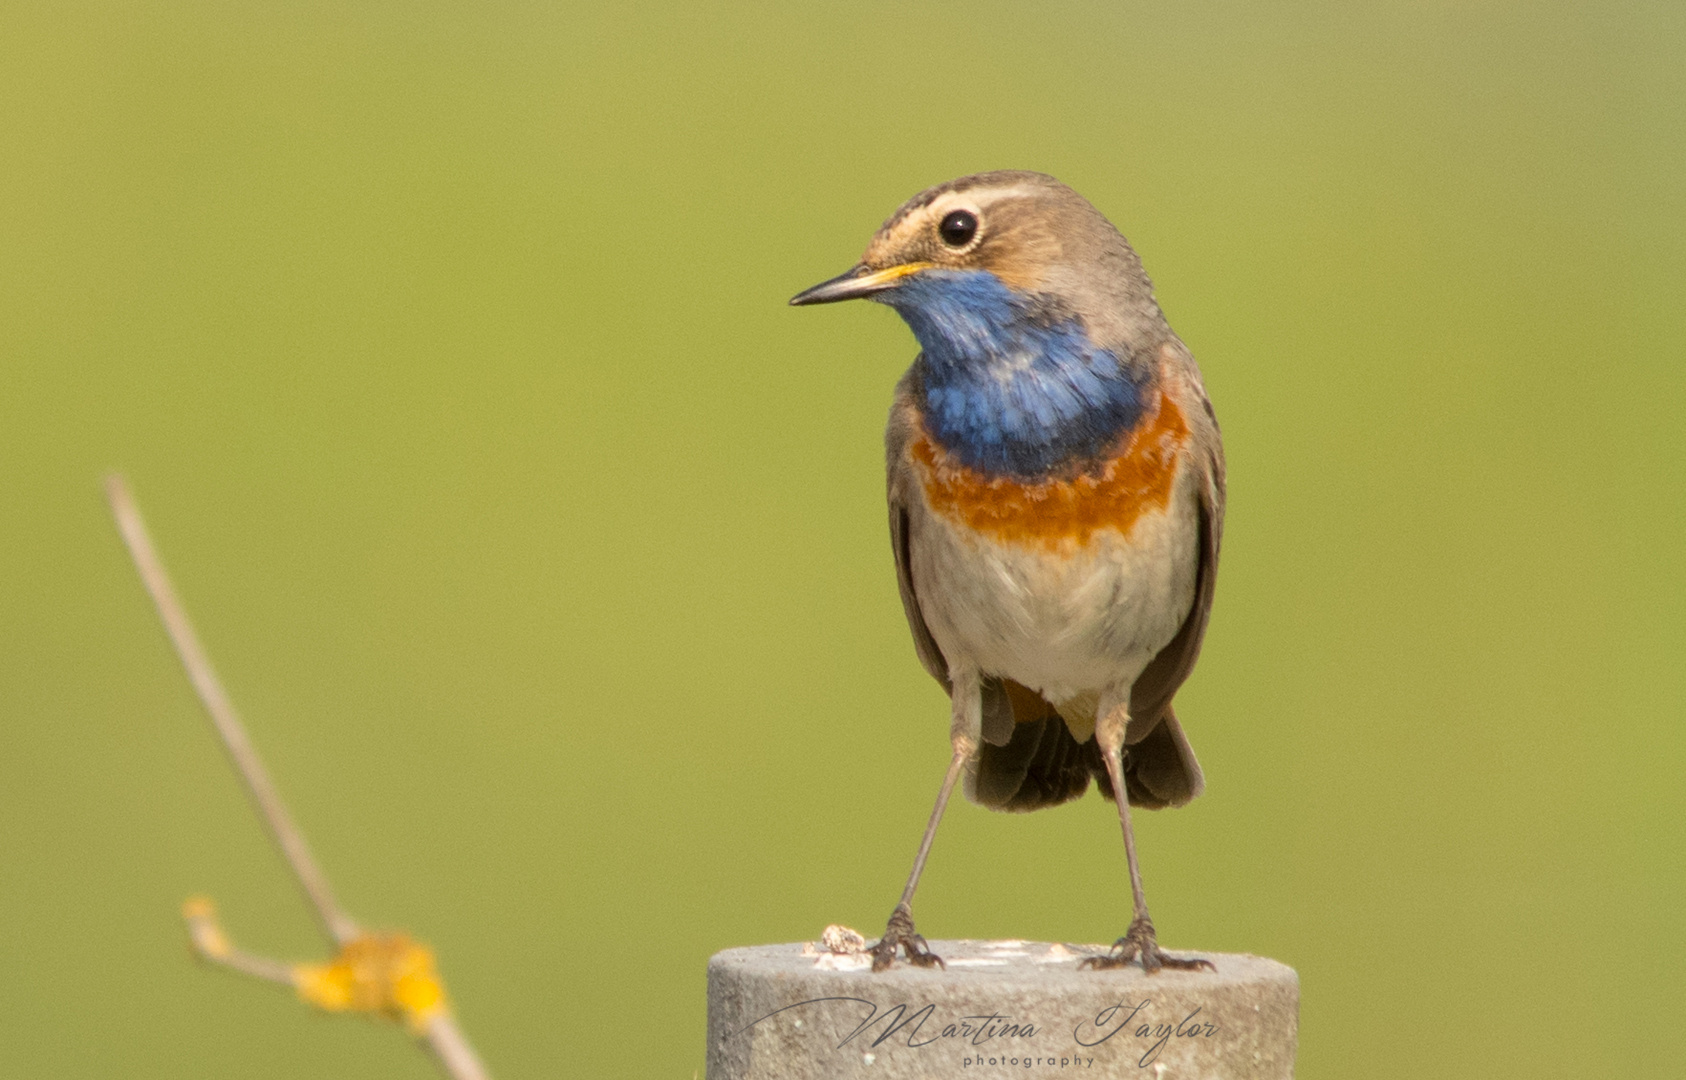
<box><xmin>708</xmin><ymin>939</ymin><xmax>1297</xmax><ymax>1079</ymax></box>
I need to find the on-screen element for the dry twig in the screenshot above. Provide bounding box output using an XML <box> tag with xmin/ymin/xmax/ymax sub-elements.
<box><xmin>107</xmin><ymin>475</ymin><xmax>491</xmax><ymax>1080</ymax></box>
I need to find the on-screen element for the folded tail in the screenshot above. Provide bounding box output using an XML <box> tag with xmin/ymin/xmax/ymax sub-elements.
<box><xmin>970</xmin><ymin>678</ymin><xmax>1204</xmax><ymax>812</ymax></box>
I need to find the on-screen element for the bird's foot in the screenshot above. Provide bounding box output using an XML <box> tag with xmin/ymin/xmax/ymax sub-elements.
<box><xmin>1079</xmin><ymin>915</ymin><xmax>1215</xmax><ymax>974</ymax></box>
<box><xmin>869</xmin><ymin>904</ymin><xmax>945</xmax><ymax>972</ymax></box>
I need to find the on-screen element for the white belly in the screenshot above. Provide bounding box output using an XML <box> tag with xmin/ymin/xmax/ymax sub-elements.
<box><xmin>909</xmin><ymin>462</ymin><xmax>1201</xmax><ymax>711</ymax></box>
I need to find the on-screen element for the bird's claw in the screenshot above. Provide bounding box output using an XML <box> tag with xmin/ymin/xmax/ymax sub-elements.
<box><xmin>870</xmin><ymin>904</ymin><xmax>945</xmax><ymax>971</ymax></box>
<box><xmin>1079</xmin><ymin>915</ymin><xmax>1215</xmax><ymax>973</ymax></box>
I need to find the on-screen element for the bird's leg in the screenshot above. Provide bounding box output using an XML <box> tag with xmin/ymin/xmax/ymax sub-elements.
<box><xmin>871</xmin><ymin>678</ymin><xmax>979</xmax><ymax>972</ymax></box>
<box><xmin>1081</xmin><ymin>703</ymin><xmax>1215</xmax><ymax>974</ymax></box>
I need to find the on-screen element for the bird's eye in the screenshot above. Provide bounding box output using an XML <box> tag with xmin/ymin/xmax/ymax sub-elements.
<box><xmin>938</xmin><ymin>209</ymin><xmax>978</xmax><ymax>247</ymax></box>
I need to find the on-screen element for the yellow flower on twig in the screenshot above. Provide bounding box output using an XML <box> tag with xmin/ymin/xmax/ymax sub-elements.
<box><xmin>295</xmin><ymin>933</ymin><xmax>449</xmax><ymax>1033</ymax></box>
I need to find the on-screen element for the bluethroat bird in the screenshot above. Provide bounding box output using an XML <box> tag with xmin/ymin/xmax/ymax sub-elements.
<box><xmin>791</xmin><ymin>172</ymin><xmax>1224</xmax><ymax>973</ymax></box>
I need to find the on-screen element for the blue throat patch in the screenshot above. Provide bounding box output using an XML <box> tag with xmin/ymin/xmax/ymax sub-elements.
<box><xmin>880</xmin><ymin>269</ymin><xmax>1144</xmax><ymax>478</ymax></box>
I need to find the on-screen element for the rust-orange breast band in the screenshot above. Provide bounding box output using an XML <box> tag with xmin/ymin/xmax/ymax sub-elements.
<box><xmin>911</xmin><ymin>391</ymin><xmax>1189</xmax><ymax>550</ymax></box>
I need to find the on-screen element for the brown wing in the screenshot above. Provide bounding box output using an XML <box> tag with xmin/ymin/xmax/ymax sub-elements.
<box><xmin>889</xmin><ymin>497</ymin><xmax>951</xmax><ymax>695</ymax></box>
<box><xmin>1128</xmin><ymin>476</ymin><xmax>1222</xmax><ymax>729</ymax></box>
<box><xmin>1122</xmin><ymin>401</ymin><xmax>1225</xmax><ymax>805</ymax></box>
<box><xmin>886</xmin><ymin>369</ymin><xmax>953</xmax><ymax>699</ymax></box>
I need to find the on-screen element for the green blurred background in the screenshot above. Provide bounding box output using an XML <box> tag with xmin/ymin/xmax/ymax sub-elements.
<box><xmin>2</xmin><ymin>2</ymin><xmax>1681</xmax><ymax>1076</ymax></box>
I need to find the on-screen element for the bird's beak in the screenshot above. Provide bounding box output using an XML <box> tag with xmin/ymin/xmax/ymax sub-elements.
<box><xmin>789</xmin><ymin>262</ymin><xmax>930</xmax><ymax>306</ymax></box>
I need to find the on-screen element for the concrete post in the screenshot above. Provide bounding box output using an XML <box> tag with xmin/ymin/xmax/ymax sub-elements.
<box><xmin>708</xmin><ymin>938</ymin><xmax>1297</xmax><ymax>1079</ymax></box>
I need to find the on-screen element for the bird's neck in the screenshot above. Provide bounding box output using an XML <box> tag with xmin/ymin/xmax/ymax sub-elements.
<box><xmin>886</xmin><ymin>270</ymin><xmax>1147</xmax><ymax>479</ymax></box>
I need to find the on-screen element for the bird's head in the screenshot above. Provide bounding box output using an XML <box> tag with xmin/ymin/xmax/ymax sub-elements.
<box><xmin>790</xmin><ymin>171</ymin><xmax>1165</xmax><ymax>356</ymax></box>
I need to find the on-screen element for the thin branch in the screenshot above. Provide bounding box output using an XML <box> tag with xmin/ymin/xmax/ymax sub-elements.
<box><xmin>107</xmin><ymin>475</ymin><xmax>491</xmax><ymax>1080</ymax></box>
<box><xmin>106</xmin><ymin>474</ymin><xmax>359</xmax><ymax>946</ymax></box>
<box><xmin>182</xmin><ymin>896</ymin><xmax>297</xmax><ymax>985</ymax></box>
<box><xmin>425</xmin><ymin>1016</ymin><xmax>491</xmax><ymax>1080</ymax></box>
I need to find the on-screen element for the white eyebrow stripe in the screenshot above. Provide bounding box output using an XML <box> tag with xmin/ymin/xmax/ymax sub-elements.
<box><xmin>931</xmin><ymin>183</ymin><xmax>1039</xmax><ymax>212</ymax></box>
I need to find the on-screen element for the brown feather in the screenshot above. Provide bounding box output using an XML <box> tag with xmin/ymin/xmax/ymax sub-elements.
<box><xmin>889</xmin><ymin>498</ymin><xmax>950</xmax><ymax>693</ymax></box>
<box><xmin>974</xmin><ymin>678</ymin><xmax>1097</xmax><ymax>811</ymax></box>
<box><xmin>1126</xmin><ymin>352</ymin><xmax>1224</xmax><ymax>759</ymax></box>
